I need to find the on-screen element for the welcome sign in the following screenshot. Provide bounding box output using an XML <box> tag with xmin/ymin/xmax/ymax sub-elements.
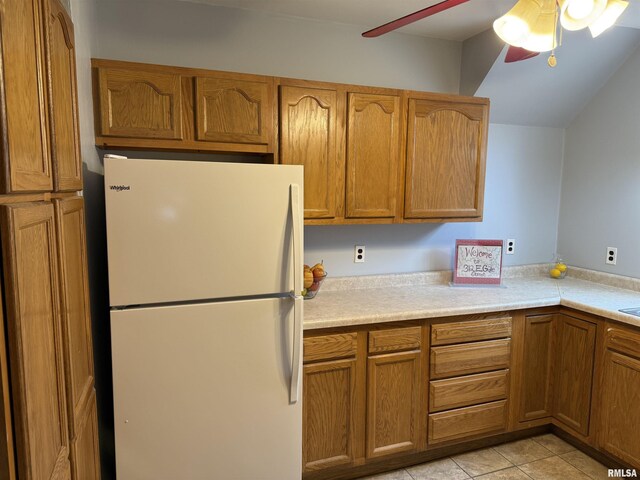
<box><xmin>453</xmin><ymin>239</ymin><xmax>504</xmax><ymax>286</ymax></box>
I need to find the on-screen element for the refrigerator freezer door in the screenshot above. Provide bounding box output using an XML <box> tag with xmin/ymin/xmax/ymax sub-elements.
<box><xmin>105</xmin><ymin>158</ymin><xmax>303</xmax><ymax>307</ymax></box>
<box><xmin>111</xmin><ymin>298</ymin><xmax>302</xmax><ymax>480</ymax></box>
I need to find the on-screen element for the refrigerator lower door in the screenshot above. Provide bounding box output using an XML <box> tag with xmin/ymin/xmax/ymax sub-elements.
<box><xmin>111</xmin><ymin>298</ymin><xmax>302</xmax><ymax>480</ymax></box>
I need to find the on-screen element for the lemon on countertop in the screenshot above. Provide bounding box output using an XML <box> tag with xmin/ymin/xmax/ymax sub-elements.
<box><xmin>555</xmin><ymin>263</ymin><xmax>567</xmax><ymax>272</ymax></box>
<box><xmin>550</xmin><ymin>268</ymin><xmax>562</xmax><ymax>278</ymax></box>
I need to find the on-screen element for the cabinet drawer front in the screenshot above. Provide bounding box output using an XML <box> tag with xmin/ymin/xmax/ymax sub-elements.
<box><xmin>431</xmin><ymin>317</ymin><xmax>512</xmax><ymax>346</ymax></box>
<box><xmin>430</xmin><ymin>339</ymin><xmax>510</xmax><ymax>380</ymax></box>
<box><xmin>429</xmin><ymin>370</ymin><xmax>508</xmax><ymax>413</ymax></box>
<box><xmin>606</xmin><ymin>325</ymin><xmax>640</xmax><ymax>359</ymax></box>
<box><xmin>368</xmin><ymin>327</ymin><xmax>421</xmax><ymax>354</ymax></box>
<box><xmin>304</xmin><ymin>333</ymin><xmax>358</xmax><ymax>363</ymax></box>
<box><xmin>428</xmin><ymin>400</ymin><xmax>507</xmax><ymax>445</ymax></box>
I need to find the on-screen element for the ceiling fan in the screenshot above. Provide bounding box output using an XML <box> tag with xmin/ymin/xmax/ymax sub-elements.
<box><xmin>362</xmin><ymin>0</ymin><xmax>630</xmax><ymax>66</ymax></box>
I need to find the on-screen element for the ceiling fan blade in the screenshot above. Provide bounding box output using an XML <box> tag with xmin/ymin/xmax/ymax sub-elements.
<box><xmin>362</xmin><ymin>0</ymin><xmax>470</xmax><ymax>38</ymax></box>
<box><xmin>504</xmin><ymin>46</ymin><xmax>540</xmax><ymax>63</ymax></box>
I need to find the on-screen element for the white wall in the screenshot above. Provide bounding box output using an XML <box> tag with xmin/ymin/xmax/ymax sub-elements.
<box><xmin>306</xmin><ymin>124</ymin><xmax>565</xmax><ymax>276</ymax></box>
<box><xmin>558</xmin><ymin>44</ymin><xmax>640</xmax><ymax>278</ymax></box>
<box><xmin>69</xmin><ymin>1</ymin><xmax>566</xmax><ymax>476</ymax></box>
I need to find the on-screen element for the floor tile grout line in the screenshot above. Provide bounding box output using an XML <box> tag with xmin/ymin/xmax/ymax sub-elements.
<box><xmin>469</xmin><ymin>464</ymin><xmax>526</xmax><ymax>479</ymax></box>
<box><xmin>555</xmin><ymin>454</ymin><xmax>601</xmax><ymax>480</ymax></box>
<box><xmin>515</xmin><ymin>464</ymin><xmax>537</xmax><ymax>480</ymax></box>
<box><xmin>490</xmin><ymin>446</ymin><xmax>517</xmax><ymax>467</ymax></box>
<box><xmin>450</xmin><ymin>454</ymin><xmax>475</xmax><ymax>478</ymax></box>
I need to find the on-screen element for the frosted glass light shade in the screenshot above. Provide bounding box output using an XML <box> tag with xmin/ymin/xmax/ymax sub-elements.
<box><xmin>520</xmin><ymin>0</ymin><xmax>558</xmax><ymax>52</ymax></box>
<box><xmin>589</xmin><ymin>0</ymin><xmax>629</xmax><ymax>37</ymax></box>
<box><xmin>559</xmin><ymin>0</ymin><xmax>607</xmax><ymax>30</ymax></box>
<box><xmin>493</xmin><ymin>0</ymin><xmax>542</xmax><ymax>46</ymax></box>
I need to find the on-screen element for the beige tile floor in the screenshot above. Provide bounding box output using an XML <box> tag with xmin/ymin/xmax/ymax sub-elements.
<box><xmin>359</xmin><ymin>434</ymin><xmax>612</xmax><ymax>480</ymax></box>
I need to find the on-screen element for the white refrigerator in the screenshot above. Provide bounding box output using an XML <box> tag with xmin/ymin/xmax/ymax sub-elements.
<box><xmin>104</xmin><ymin>156</ymin><xmax>304</xmax><ymax>480</ymax></box>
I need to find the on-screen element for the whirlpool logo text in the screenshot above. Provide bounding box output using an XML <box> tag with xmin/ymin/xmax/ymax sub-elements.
<box><xmin>109</xmin><ymin>185</ymin><xmax>131</xmax><ymax>192</ymax></box>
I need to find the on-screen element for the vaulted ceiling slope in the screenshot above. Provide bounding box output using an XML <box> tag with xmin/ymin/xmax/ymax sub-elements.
<box><xmin>474</xmin><ymin>27</ymin><xmax>640</xmax><ymax>127</ymax></box>
<box><xmin>172</xmin><ymin>0</ymin><xmax>640</xmax><ymax>40</ymax></box>
<box><xmin>140</xmin><ymin>0</ymin><xmax>640</xmax><ymax>128</ymax></box>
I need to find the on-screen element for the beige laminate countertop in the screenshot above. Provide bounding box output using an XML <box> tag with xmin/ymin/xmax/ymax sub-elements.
<box><xmin>303</xmin><ymin>268</ymin><xmax>640</xmax><ymax>331</ymax></box>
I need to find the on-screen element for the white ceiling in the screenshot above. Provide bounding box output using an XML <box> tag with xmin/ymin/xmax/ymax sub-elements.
<box><xmin>183</xmin><ymin>0</ymin><xmax>640</xmax><ymax>40</ymax></box>
<box><xmin>476</xmin><ymin>26</ymin><xmax>640</xmax><ymax>127</ymax></box>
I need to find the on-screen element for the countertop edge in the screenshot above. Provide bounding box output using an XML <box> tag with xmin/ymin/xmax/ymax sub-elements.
<box><xmin>303</xmin><ymin>296</ymin><xmax>562</xmax><ymax>330</ymax></box>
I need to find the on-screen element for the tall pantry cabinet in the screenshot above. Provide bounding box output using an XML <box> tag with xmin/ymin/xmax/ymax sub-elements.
<box><xmin>0</xmin><ymin>0</ymin><xmax>100</xmax><ymax>478</ymax></box>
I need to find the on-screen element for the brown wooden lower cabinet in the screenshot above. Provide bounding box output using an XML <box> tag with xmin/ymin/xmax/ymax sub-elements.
<box><xmin>552</xmin><ymin>314</ymin><xmax>596</xmax><ymax>435</ymax></box>
<box><xmin>303</xmin><ymin>358</ymin><xmax>358</xmax><ymax>472</ymax></box>
<box><xmin>429</xmin><ymin>370</ymin><xmax>509</xmax><ymax>413</ymax></box>
<box><xmin>70</xmin><ymin>391</ymin><xmax>100</xmax><ymax>480</ymax></box>
<box><xmin>0</xmin><ymin>202</ymin><xmax>71</xmax><ymax>480</ymax></box>
<box><xmin>599</xmin><ymin>324</ymin><xmax>640</xmax><ymax>466</ymax></box>
<box><xmin>54</xmin><ymin>197</ymin><xmax>100</xmax><ymax>480</ymax></box>
<box><xmin>428</xmin><ymin>400</ymin><xmax>508</xmax><ymax>445</ymax></box>
<box><xmin>518</xmin><ymin>314</ymin><xmax>555</xmax><ymax>422</ymax></box>
<box><xmin>366</xmin><ymin>351</ymin><xmax>420</xmax><ymax>458</ymax></box>
<box><xmin>304</xmin><ymin>311</ymin><xmax>640</xmax><ymax>478</ymax></box>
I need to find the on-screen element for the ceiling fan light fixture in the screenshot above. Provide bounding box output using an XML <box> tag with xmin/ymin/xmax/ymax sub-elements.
<box><xmin>559</xmin><ymin>0</ymin><xmax>607</xmax><ymax>30</ymax></box>
<box><xmin>493</xmin><ymin>0</ymin><xmax>542</xmax><ymax>46</ymax></box>
<box><xmin>520</xmin><ymin>0</ymin><xmax>558</xmax><ymax>52</ymax></box>
<box><xmin>520</xmin><ymin>14</ymin><xmax>557</xmax><ymax>51</ymax></box>
<box><xmin>588</xmin><ymin>0</ymin><xmax>629</xmax><ymax>37</ymax></box>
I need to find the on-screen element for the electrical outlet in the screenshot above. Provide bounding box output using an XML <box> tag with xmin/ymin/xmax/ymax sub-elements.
<box><xmin>354</xmin><ymin>245</ymin><xmax>365</xmax><ymax>263</ymax></box>
<box><xmin>506</xmin><ymin>239</ymin><xmax>516</xmax><ymax>255</ymax></box>
<box><xmin>606</xmin><ymin>247</ymin><xmax>618</xmax><ymax>265</ymax></box>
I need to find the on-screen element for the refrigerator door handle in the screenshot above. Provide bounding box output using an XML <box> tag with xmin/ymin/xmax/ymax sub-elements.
<box><xmin>290</xmin><ymin>183</ymin><xmax>302</xmax><ymax>296</ymax></box>
<box><xmin>290</xmin><ymin>296</ymin><xmax>303</xmax><ymax>404</ymax></box>
<box><xmin>289</xmin><ymin>183</ymin><xmax>303</xmax><ymax>404</ymax></box>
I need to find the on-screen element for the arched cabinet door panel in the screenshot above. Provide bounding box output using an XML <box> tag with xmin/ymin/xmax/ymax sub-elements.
<box><xmin>346</xmin><ymin>92</ymin><xmax>401</xmax><ymax>220</ymax></box>
<box><xmin>0</xmin><ymin>0</ymin><xmax>53</xmax><ymax>193</ymax></box>
<box><xmin>404</xmin><ymin>97</ymin><xmax>488</xmax><ymax>220</ymax></box>
<box><xmin>97</xmin><ymin>67</ymin><xmax>183</xmax><ymax>140</ymax></box>
<box><xmin>44</xmin><ymin>0</ymin><xmax>82</xmax><ymax>191</ymax></box>
<box><xmin>279</xmin><ymin>85</ymin><xmax>340</xmax><ymax>220</ymax></box>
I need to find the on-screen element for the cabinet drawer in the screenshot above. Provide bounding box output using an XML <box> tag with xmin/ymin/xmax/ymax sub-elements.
<box><xmin>606</xmin><ymin>324</ymin><xmax>640</xmax><ymax>359</ymax></box>
<box><xmin>431</xmin><ymin>317</ymin><xmax>512</xmax><ymax>346</ymax></box>
<box><xmin>429</xmin><ymin>370</ymin><xmax>509</xmax><ymax>413</ymax></box>
<box><xmin>428</xmin><ymin>400</ymin><xmax>507</xmax><ymax>445</ymax></box>
<box><xmin>430</xmin><ymin>339</ymin><xmax>510</xmax><ymax>380</ymax></box>
<box><xmin>304</xmin><ymin>333</ymin><xmax>358</xmax><ymax>363</ymax></box>
<box><xmin>368</xmin><ymin>327</ymin><xmax>421</xmax><ymax>354</ymax></box>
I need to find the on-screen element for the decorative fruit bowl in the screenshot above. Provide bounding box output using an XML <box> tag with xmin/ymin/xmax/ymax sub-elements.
<box><xmin>303</xmin><ymin>272</ymin><xmax>327</xmax><ymax>300</ymax></box>
<box><xmin>549</xmin><ymin>256</ymin><xmax>568</xmax><ymax>279</ymax></box>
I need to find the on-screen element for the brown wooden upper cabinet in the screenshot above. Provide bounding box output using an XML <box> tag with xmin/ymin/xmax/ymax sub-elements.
<box><xmin>96</xmin><ymin>65</ymin><xmax>183</xmax><ymax>140</ymax></box>
<box><xmin>346</xmin><ymin>92</ymin><xmax>402</xmax><ymax>220</ymax></box>
<box><xmin>195</xmin><ymin>74</ymin><xmax>273</xmax><ymax>146</ymax></box>
<box><xmin>404</xmin><ymin>95</ymin><xmax>488</xmax><ymax>220</ymax></box>
<box><xmin>0</xmin><ymin>0</ymin><xmax>53</xmax><ymax>193</ymax></box>
<box><xmin>91</xmin><ymin>61</ymin><xmax>490</xmax><ymax>224</ymax></box>
<box><xmin>279</xmin><ymin>84</ymin><xmax>342</xmax><ymax>220</ymax></box>
<box><xmin>44</xmin><ymin>0</ymin><xmax>83</xmax><ymax>192</ymax></box>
